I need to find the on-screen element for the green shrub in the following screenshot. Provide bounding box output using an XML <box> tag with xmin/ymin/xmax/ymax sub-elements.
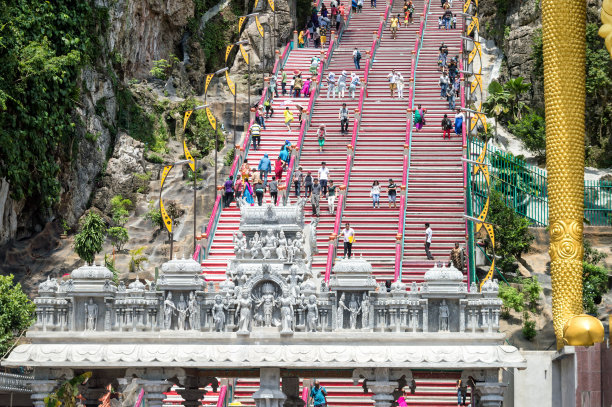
<box><xmin>145</xmin><ymin>153</ymin><xmax>164</xmax><ymax>164</ymax></box>
<box><xmin>498</xmin><ymin>283</ymin><xmax>524</xmax><ymax>318</ymax></box>
<box><xmin>522</xmin><ymin>312</ymin><xmax>537</xmax><ymax>340</ymax></box>
<box><xmin>150</xmin><ymin>59</ymin><xmax>171</xmax><ymax>80</ymax></box>
<box><xmin>0</xmin><ymin>275</ymin><xmax>35</xmax><ymax>356</ymax></box>
<box><xmin>224</xmin><ymin>148</ymin><xmax>236</xmax><ymax>166</ymax></box>
<box><xmin>108</xmin><ymin>226</ymin><xmax>129</xmax><ymax>251</ymax></box>
<box><xmin>143</xmin><ymin>200</ymin><xmax>164</xmax><ymax>231</ymax></box>
<box><xmin>74</xmin><ymin>212</ymin><xmax>107</xmax><ymax>265</ymax></box>
<box><xmin>522</xmin><ymin>276</ymin><xmax>542</xmax><ymax>311</ymax></box>
<box><xmin>507</xmin><ymin>113</ymin><xmax>546</xmax><ymax>157</ymax></box>
<box><xmin>133</xmin><ymin>172</ymin><xmax>152</xmax><ymax>195</ymax></box>
<box><xmin>110</xmin><ymin>195</ymin><xmax>132</xmax><ymax>226</ymax></box>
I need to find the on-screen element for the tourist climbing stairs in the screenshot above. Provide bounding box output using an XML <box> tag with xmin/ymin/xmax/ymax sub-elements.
<box><xmin>401</xmin><ymin>0</ymin><xmax>466</xmax><ymax>282</ymax></box>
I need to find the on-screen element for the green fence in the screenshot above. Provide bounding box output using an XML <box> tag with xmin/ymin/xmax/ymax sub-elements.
<box><xmin>469</xmin><ymin>137</ymin><xmax>612</xmax><ymax>227</ymax></box>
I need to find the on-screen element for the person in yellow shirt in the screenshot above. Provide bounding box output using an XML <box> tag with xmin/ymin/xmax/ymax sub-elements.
<box><xmin>390</xmin><ymin>14</ymin><xmax>400</xmax><ymax>39</ymax></box>
<box><xmin>284</xmin><ymin>107</ymin><xmax>294</xmax><ymax>132</ymax></box>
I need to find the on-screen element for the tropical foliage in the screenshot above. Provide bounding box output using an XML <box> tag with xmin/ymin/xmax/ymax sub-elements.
<box><xmin>582</xmin><ymin>241</ymin><xmax>610</xmax><ymax>315</ymax></box>
<box><xmin>44</xmin><ymin>372</ymin><xmax>92</xmax><ymax>407</ymax></box>
<box><xmin>0</xmin><ymin>275</ymin><xmax>35</xmax><ymax>357</ymax></box>
<box><xmin>74</xmin><ymin>211</ymin><xmax>107</xmax><ymax>265</ymax></box>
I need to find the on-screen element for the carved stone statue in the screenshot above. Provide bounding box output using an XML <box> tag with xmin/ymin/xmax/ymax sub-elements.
<box><xmin>212</xmin><ymin>295</ymin><xmax>228</xmax><ymax>332</ymax></box>
<box><xmin>250</xmin><ymin>232</ymin><xmax>263</xmax><ymax>259</ymax></box>
<box><xmin>164</xmin><ymin>293</ymin><xmax>176</xmax><ymax>330</ymax></box>
<box><xmin>276</xmin><ymin>230</ymin><xmax>288</xmax><ymax>260</ymax></box>
<box><xmin>294</xmin><ymin>232</ymin><xmax>306</xmax><ymax>259</ymax></box>
<box><xmin>305</xmin><ymin>295</ymin><xmax>319</xmax><ymax>332</ymax></box>
<box><xmin>85</xmin><ymin>298</ymin><xmax>98</xmax><ymax>331</ymax></box>
<box><xmin>361</xmin><ymin>293</ymin><xmax>371</xmax><ymax>329</ymax></box>
<box><xmin>176</xmin><ymin>294</ymin><xmax>188</xmax><ymax>331</ymax></box>
<box><xmin>439</xmin><ymin>300</ymin><xmax>449</xmax><ymax>332</ymax></box>
<box><xmin>264</xmin><ymin>229</ymin><xmax>277</xmax><ymax>248</ymax></box>
<box><xmin>337</xmin><ymin>293</ymin><xmax>347</xmax><ymax>329</ymax></box>
<box><xmin>233</xmin><ymin>232</ymin><xmax>248</xmax><ymax>259</ymax></box>
<box><xmin>257</xmin><ymin>284</ymin><xmax>278</xmax><ymax>327</ymax></box>
<box><xmin>348</xmin><ymin>294</ymin><xmax>361</xmax><ymax>330</ymax></box>
<box><xmin>235</xmin><ymin>290</ymin><xmax>253</xmax><ymax>333</ymax></box>
<box><xmin>188</xmin><ymin>292</ymin><xmax>200</xmax><ymax>330</ymax></box>
<box><xmin>287</xmin><ymin>265</ymin><xmax>303</xmax><ymax>298</ymax></box>
<box><xmin>279</xmin><ymin>291</ymin><xmax>294</xmax><ymax>334</ymax></box>
<box><xmin>286</xmin><ymin>239</ymin><xmax>295</xmax><ymax>262</ymax></box>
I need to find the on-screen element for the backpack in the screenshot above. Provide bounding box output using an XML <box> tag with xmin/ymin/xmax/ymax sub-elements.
<box><xmin>356</xmin><ymin>51</ymin><xmax>362</xmax><ymax>60</ymax></box>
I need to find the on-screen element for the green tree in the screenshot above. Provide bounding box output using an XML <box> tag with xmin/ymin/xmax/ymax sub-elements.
<box><xmin>110</xmin><ymin>195</ymin><xmax>132</xmax><ymax>226</ymax></box>
<box><xmin>486</xmin><ymin>190</ymin><xmax>534</xmax><ymax>275</ymax></box>
<box><xmin>507</xmin><ymin>112</ymin><xmax>546</xmax><ymax>158</ymax></box>
<box><xmin>74</xmin><ymin>212</ymin><xmax>107</xmax><ymax>265</ymax></box>
<box><xmin>498</xmin><ymin>283</ymin><xmax>524</xmax><ymax>318</ymax></box>
<box><xmin>0</xmin><ymin>275</ymin><xmax>35</xmax><ymax>357</ymax></box>
<box><xmin>503</xmin><ymin>77</ymin><xmax>531</xmax><ymax>120</ymax></box>
<box><xmin>107</xmin><ymin>226</ymin><xmax>129</xmax><ymax>251</ymax></box>
<box><xmin>44</xmin><ymin>371</ymin><xmax>92</xmax><ymax>407</ymax></box>
<box><xmin>143</xmin><ymin>200</ymin><xmax>164</xmax><ymax>231</ymax></box>
<box><xmin>150</xmin><ymin>59</ymin><xmax>171</xmax><ymax>80</ymax></box>
<box><xmin>483</xmin><ymin>81</ymin><xmax>510</xmax><ymax>137</ymax></box>
<box><xmin>582</xmin><ymin>240</ymin><xmax>610</xmax><ymax>315</ymax></box>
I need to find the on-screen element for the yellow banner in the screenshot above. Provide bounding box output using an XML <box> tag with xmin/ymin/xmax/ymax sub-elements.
<box><xmin>475</xmin><ymin>196</ymin><xmax>489</xmax><ymax>233</ymax></box>
<box><xmin>463</xmin><ymin>0</ymin><xmax>471</xmax><ymax>13</ymax></box>
<box><xmin>468</xmin><ymin>41</ymin><xmax>482</xmax><ymax>64</ymax></box>
<box><xmin>470</xmin><ymin>112</ymin><xmax>488</xmax><ymax>132</ymax></box>
<box><xmin>183</xmin><ymin>140</ymin><xmax>195</xmax><ymax>172</ymax></box>
<box><xmin>467</xmin><ymin>16</ymin><xmax>479</xmax><ymax>36</ymax></box>
<box><xmin>225</xmin><ymin>44</ymin><xmax>234</xmax><ymax>63</ymax></box>
<box><xmin>255</xmin><ymin>16</ymin><xmax>264</xmax><ymax>38</ymax></box>
<box><xmin>479</xmin><ymin>257</ymin><xmax>495</xmax><ymax>291</ymax></box>
<box><xmin>470</xmin><ymin>74</ymin><xmax>482</xmax><ymax>93</ymax></box>
<box><xmin>225</xmin><ymin>70</ymin><xmax>236</xmax><ymax>96</ymax></box>
<box><xmin>160</xmin><ymin>164</ymin><xmax>174</xmax><ymax>234</ymax></box>
<box><xmin>239</xmin><ymin>44</ymin><xmax>250</xmax><ymax>65</ymax></box>
<box><xmin>267</xmin><ymin>0</ymin><xmax>275</xmax><ymax>11</ymax></box>
<box><xmin>238</xmin><ymin>16</ymin><xmax>247</xmax><ymax>33</ymax></box>
<box><xmin>254</xmin><ymin>0</ymin><xmax>259</xmax><ymax>10</ymax></box>
<box><xmin>183</xmin><ymin>110</ymin><xmax>193</xmax><ymax>130</ymax></box>
<box><xmin>205</xmin><ymin>73</ymin><xmax>214</xmax><ymax>96</ymax></box>
<box><xmin>206</xmin><ymin>107</ymin><xmax>217</xmax><ymax>131</ymax></box>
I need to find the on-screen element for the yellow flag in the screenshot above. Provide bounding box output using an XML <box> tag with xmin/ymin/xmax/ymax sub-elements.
<box><xmin>225</xmin><ymin>44</ymin><xmax>234</xmax><ymax>63</ymax></box>
<box><xmin>206</xmin><ymin>107</ymin><xmax>217</xmax><ymax>130</ymax></box>
<box><xmin>183</xmin><ymin>140</ymin><xmax>195</xmax><ymax>172</ymax></box>
<box><xmin>467</xmin><ymin>16</ymin><xmax>479</xmax><ymax>36</ymax></box>
<box><xmin>470</xmin><ymin>112</ymin><xmax>488</xmax><ymax>132</ymax></box>
<box><xmin>475</xmin><ymin>196</ymin><xmax>489</xmax><ymax>233</ymax></box>
<box><xmin>238</xmin><ymin>16</ymin><xmax>247</xmax><ymax>33</ymax></box>
<box><xmin>255</xmin><ymin>16</ymin><xmax>264</xmax><ymax>37</ymax></box>
<box><xmin>160</xmin><ymin>164</ymin><xmax>174</xmax><ymax>234</ymax></box>
<box><xmin>225</xmin><ymin>71</ymin><xmax>236</xmax><ymax>96</ymax></box>
<box><xmin>267</xmin><ymin>0</ymin><xmax>275</xmax><ymax>11</ymax></box>
<box><xmin>254</xmin><ymin>0</ymin><xmax>259</xmax><ymax>9</ymax></box>
<box><xmin>468</xmin><ymin>41</ymin><xmax>482</xmax><ymax>64</ymax></box>
<box><xmin>183</xmin><ymin>110</ymin><xmax>193</xmax><ymax>130</ymax></box>
<box><xmin>204</xmin><ymin>73</ymin><xmax>214</xmax><ymax>96</ymax></box>
<box><xmin>470</xmin><ymin>74</ymin><xmax>482</xmax><ymax>93</ymax></box>
<box><xmin>239</xmin><ymin>44</ymin><xmax>250</xmax><ymax>65</ymax></box>
<box><xmin>463</xmin><ymin>0</ymin><xmax>471</xmax><ymax>13</ymax></box>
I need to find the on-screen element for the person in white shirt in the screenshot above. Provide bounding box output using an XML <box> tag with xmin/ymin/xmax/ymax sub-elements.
<box><xmin>318</xmin><ymin>162</ymin><xmax>330</xmax><ymax>196</ymax></box>
<box><xmin>327</xmin><ymin>72</ymin><xmax>337</xmax><ymax>98</ymax></box>
<box><xmin>349</xmin><ymin>73</ymin><xmax>361</xmax><ymax>99</ymax></box>
<box><xmin>396</xmin><ymin>72</ymin><xmax>405</xmax><ymax>99</ymax></box>
<box><xmin>439</xmin><ymin>72</ymin><xmax>450</xmax><ymax>99</ymax></box>
<box><xmin>342</xmin><ymin>222</ymin><xmax>356</xmax><ymax>258</ymax></box>
<box><xmin>424</xmin><ymin>223</ymin><xmax>434</xmax><ymax>260</ymax></box>
<box><xmin>337</xmin><ymin>70</ymin><xmax>348</xmax><ymax>98</ymax></box>
<box><xmin>387</xmin><ymin>69</ymin><xmax>397</xmax><ymax>97</ymax></box>
<box><xmin>370</xmin><ymin>180</ymin><xmax>381</xmax><ymax>208</ymax></box>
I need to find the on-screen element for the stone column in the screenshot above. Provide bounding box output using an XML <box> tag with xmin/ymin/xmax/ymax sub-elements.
<box><xmin>140</xmin><ymin>380</ymin><xmax>172</xmax><ymax>407</ymax></box>
<box><xmin>282</xmin><ymin>377</ymin><xmax>305</xmax><ymax>407</ymax></box>
<box><xmin>253</xmin><ymin>368</ymin><xmax>286</xmax><ymax>407</ymax></box>
<box><xmin>366</xmin><ymin>381</ymin><xmax>397</xmax><ymax>407</ymax></box>
<box><xmin>478</xmin><ymin>370</ymin><xmax>506</xmax><ymax>407</ymax></box>
<box><xmin>29</xmin><ymin>380</ymin><xmax>57</xmax><ymax>407</ymax></box>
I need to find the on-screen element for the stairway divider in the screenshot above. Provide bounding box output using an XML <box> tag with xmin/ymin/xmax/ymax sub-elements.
<box><xmin>394</xmin><ymin>0</ymin><xmax>431</xmax><ymax>281</ymax></box>
<box><xmin>201</xmin><ymin>42</ymin><xmax>292</xmax><ymax>259</ymax></box>
<box><xmin>324</xmin><ymin>0</ymin><xmax>395</xmax><ymax>282</ymax></box>
<box><xmin>282</xmin><ymin>8</ymin><xmax>355</xmax><ymax>205</ymax></box>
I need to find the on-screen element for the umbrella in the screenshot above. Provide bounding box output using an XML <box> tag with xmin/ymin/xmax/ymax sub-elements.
<box><xmin>281</xmin><ymin>99</ymin><xmax>294</xmax><ymax>106</ymax></box>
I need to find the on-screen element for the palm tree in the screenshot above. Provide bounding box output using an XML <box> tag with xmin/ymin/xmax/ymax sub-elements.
<box><xmin>484</xmin><ymin>81</ymin><xmax>510</xmax><ymax>138</ymax></box>
<box><xmin>503</xmin><ymin>77</ymin><xmax>531</xmax><ymax>120</ymax></box>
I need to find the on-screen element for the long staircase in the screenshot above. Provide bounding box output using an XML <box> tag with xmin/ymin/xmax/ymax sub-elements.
<box><xmin>401</xmin><ymin>0</ymin><xmax>466</xmax><ymax>282</ymax></box>
<box><xmin>337</xmin><ymin>0</ymin><xmax>422</xmax><ymax>282</ymax></box>
<box><xmin>201</xmin><ymin>48</ymin><xmax>321</xmax><ymax>281</ymax></box>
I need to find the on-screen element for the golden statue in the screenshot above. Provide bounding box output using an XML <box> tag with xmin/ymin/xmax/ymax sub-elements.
<box><xmin>543</xmin><ymin>0</ymin><xmax>609</xmax><ymax>349</ymax></box>
<box><xmin>600</xmin><ymin>0</ymin><xmax>612</xmax><ymax>56</ymax></box>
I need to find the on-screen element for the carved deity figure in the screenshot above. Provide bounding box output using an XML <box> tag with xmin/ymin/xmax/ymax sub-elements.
<box><xmin>439</xmin><ymin>300</ymin><xmax>450</xmax><ymax>332</ymax></box>
<box><xmin>276</xmin><ymin>230</ymin><xmax>288</xmax><ymax>260</ymax></box>
<box><xmin>361</xmin><ymin>293</ymin><xmax>371</xmax><ymax>329</ymax></box>
<box><xmin>250</xmin><ymin>232</ymin><xmax>263</xmax><ymax>259</ymax></box>
<box><xmin>287</xmin><ymin>265</ymin><xmax>303</xmax><ymax>298</ymax></box>
<box><xmin>286</xmin><ymin>239</ymin><xmax>295</xmax><ymax>263</ymax></box>
<box><xmin>348</xmin><ymin>294</ymin><xmax>361</xmax><ymax>330</ymax></box>
<box><xmin>294</xmin><ymin>232</ymin><xmax>306</xmax><ymax>259</ymax></box>
<box><xmin>176</xmin><ymin>294</ymin><xmax>188</xmax><ymax>331</ymax></box>
<box><xmin>85</xmin><ymin>298</ymin><xmax>98</xmax><ymax>331</ymax></box>
<box><xmin>337</xmin><ymin>293</ymin><xmax>347</xmax><ymax>329</ymax></box>
<box><xmin>188</xmin><ymin>292</ymin><xmax>200</xmax><ymax>330</ymax></box>
<box><xmin>164</xmin><ymin>293</ymin><xmax>176</xmax><ymax>330</ymax></box>
<box><xmin>279</xmin><ymin>291</ymin><xmax>294</xmax><ymax>333</ymax></box>
<box><xmin>233</xmin><ymin>232</ymin><xmax>248</xmax><ymax>259</ymax></box>
<box><xmin>212</xmin><ymin>295</ymin><xmax>229</xmax><ymax>332</ymax></box>
<box><xmin>305</xmin><ymin>295</ymin><xmax>319</xmax><ymax>332</ymax></box>
<box><xmin>235</xmin><ymin>290</ymin><xmax>253</xmax><ymax>333</ymax></box>
<box><xmin>264</xmin><ymin>229</ymin><xmax>277</xmax><ymax>248</ymax></box>
<box><xmin>257</xmin><ymin>287</ymin><xmax>278</xmax><ymax>327</ymax></box>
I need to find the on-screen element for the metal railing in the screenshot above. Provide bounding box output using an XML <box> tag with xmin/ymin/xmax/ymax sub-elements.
<box><xmin>0</xmin><ymin>372</ymin><xmax>33</xmax><ymax>393</ymax></box>
<box><xmin>324</xmin><ymin>1</ymin><xmax>395</xmax><ymax>282</ymax></box>
<box><xmin>202</xmin><ymin>42</ymin><xmax>293</xmax><ymax>258</ymax></box>
<box><xmin>468</xmin><ymin>137</ymin><xmax>612</xmax><ymax>227</ymax></box>
<box><xmin>395</xmin><ymin>0</ymin><xmax>431</xmax><ymax>281</ymax></box>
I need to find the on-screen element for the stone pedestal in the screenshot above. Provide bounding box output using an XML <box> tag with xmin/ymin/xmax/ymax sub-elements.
<box><xmin>176</xmin><ymin>387</ymin><xmax>206</xmax><ymax>407</ymax></box>
<box><xmin>29</xmin><ymin>380</ymin><xmax>57</xmax><ymax>407</ymax></box>
<box><xmin>283</xmin><ymin>377</ymin><xmax>305</xmax><ymax>407</ymax></box>
<box><xmin>140</xmin><ymin>380</ymin><xmax>172</xmax><ymax>407</ymax></box>
<box><xmin>253</xmin><ymin>368</ymin><xmax>286</xmax><ymax>407</ymax></box>
<box><xmin>367</xmin><ymin>381</ymin><xmax>397</xmax><ymax>407</ymax></box>
<box><xmin>479</xmin><ymin>381</ymin><xmax>506</xmax><ymax>407</ymax></box>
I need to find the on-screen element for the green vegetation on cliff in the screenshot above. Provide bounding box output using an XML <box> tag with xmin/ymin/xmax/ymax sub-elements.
<box><xmin>0</xmin><ymin>275</ymin><xmax>35</xmax><ymax>356</ymax></box>
<box><xmin>0</xmin><ymin>0</ymin><xmax>107</xmax><ymax>207</ymax></box>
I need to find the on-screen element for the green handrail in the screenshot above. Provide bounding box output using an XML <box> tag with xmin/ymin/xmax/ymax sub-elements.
<box><xmin>474</xmin><ymin>242</ymin><xmax>508</xmax><ymax>284</ymax></box>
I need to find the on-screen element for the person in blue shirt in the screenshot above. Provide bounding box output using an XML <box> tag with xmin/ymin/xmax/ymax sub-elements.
<box><xmin>309</xmin><ymin>381</ymin><xmax>327</xmax><ymax>407</ymax></box>
<box><xmin>258</xmin><ymin>154</ymin><xmax>272</xmax><ymax>187</ymax></box>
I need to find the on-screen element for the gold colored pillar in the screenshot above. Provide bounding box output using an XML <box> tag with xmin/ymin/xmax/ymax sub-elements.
<box><xmin>542</xmin><ymin>0</ymin><xmax>587</xmax><ymax>349</ymax></box>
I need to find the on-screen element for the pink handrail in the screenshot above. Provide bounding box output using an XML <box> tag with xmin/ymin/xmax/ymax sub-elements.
<box><xmin>216</xmin><ymin>385</ymin><xmax>228</xmax><ymax>407</ymax></box>
<box><xmin>393</xmin><ymin>0</ymin><xmax>430</xmax><ymax>281</ymax></box>
<box><xmin>302</xmin><ymin>386</ymin><xmax>309</xmax><ymax>403</ymax></box>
